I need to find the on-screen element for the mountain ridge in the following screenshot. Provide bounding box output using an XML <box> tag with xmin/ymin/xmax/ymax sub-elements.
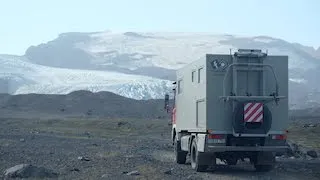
<box><xmin>1</xmin><ymin>31</ymin><xmax>320</xmax><ymax>109</ymax></box>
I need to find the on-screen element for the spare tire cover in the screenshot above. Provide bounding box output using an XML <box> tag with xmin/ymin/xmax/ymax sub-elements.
<box><xmin>233</xmin><ymin>102</ymin><xmax>272</xmax><ymax>134</ymax></box>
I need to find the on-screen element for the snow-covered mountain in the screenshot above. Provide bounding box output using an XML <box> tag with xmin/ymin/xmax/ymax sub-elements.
<box><xmin>1</xmin><ymin>31</ymin><xmax>320</xmax><ymax>109</ymax></box>
<box><xmin>25</xmin><ymin>32</ymin><xmax>320</xmax><ymax>71</ymax></box>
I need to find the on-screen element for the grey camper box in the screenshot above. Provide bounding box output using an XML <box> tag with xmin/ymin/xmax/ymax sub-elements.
<box><xmin>164</xmin><ymin>49</ymin><xmax>289</xmax><ymax>172</ymax></box>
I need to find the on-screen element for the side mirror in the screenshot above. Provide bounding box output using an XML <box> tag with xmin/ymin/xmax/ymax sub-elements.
<box><xmin>164</xmin><ymin>93</ymin><xmax>169</xmax><ymax>112</ymax></box>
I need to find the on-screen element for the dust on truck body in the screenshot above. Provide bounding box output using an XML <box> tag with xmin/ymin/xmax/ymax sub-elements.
<box><xmin>164</xmin><ymin>49</ymin><xmax>289</xmax><ymax>172</ymax></box>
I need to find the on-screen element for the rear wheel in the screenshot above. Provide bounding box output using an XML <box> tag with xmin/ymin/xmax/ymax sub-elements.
<box><xmin>174</xmin><ymin>138</ymin><xmax>187</xmax><ymax>164</ymax></box>
<box><xmin>190</xmin><ymin>139</ymin><xmax>208</xmax><ymax>172</ymax></box>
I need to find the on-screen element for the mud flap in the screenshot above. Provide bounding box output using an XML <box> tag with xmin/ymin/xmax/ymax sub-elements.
<box><xmin>198</xmin><ymin>152</ymin><xmax>216</xmax><ymax>166</ymax></box>
<box><xmin>254</xmin><ymin>152</ymin><xmax>275</xmax><ymax>165</ymax></box>
<box><xmin>196</xmin><ymin>134</ymin><xmax>206</xmax><ymax>152</ymax></box>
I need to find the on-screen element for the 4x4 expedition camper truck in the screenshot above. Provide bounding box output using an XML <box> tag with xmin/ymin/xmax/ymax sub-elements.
<box><xmin>164</xmin><ymin>49</ymin><xmax>289</xmax><ymax>172</ymax></box>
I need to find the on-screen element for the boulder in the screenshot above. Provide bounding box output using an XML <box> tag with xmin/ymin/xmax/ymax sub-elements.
<box><xmin>3</xmin><ymin>164</ymin><xmax>58</xmax><ymax>179</ymax></box>
<box><xmin>307</xmin><ymin>150</ymin><xmax>318</xmax><ymax>158</ymax></box>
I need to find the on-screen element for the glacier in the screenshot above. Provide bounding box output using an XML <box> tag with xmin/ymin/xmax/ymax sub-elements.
<box><xmin>0</xmin><ymin>55</ymin><xmax>173</xmax><ymax>100</ymax></box>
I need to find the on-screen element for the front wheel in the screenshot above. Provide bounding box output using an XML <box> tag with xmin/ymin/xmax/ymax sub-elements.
<box><xmin>190</xmin><ymin>139</ymin><xmax>208</xmax><ymax>172</ymax></box>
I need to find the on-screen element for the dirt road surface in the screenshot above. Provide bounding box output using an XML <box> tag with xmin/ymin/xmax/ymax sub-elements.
<box><xmin>0</xmin><ymin>117</ymin><xmax>319</xmax><ymax>180</ymax></box>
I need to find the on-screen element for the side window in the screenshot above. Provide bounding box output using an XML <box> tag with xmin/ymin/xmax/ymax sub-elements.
<box><xmin>178</xmin><ymin>79</ymin><xmax>183</xmax><ymax>94</ymax></box>
<box><xmin>191</xmin><ymin>71</ymin><xmax>195</xmax><ymax>82</ymax></box>
<box><xmin>198</xmin><ymin>67</ymin><xmax>203</xmax><ymax>83</ymax></box>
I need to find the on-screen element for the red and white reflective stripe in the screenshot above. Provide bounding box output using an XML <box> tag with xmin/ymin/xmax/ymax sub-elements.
<box><xmin>244</xmin><ymin>102</ymin><xmax>263</xmax><ymax>122</ymax></box>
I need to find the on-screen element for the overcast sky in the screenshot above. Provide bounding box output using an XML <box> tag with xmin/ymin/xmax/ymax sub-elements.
<box><xmin>0</xmin><ymin>0</ymin><xmax>319</xmax><ymax>55</ymax></box>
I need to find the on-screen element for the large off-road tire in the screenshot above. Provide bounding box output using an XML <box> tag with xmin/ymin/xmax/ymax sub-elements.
<box><xmin>174</xmin><ymin>139</ymin><xmax>187</xmax><ymax>164</ymax></box>
<box><xmin>190</xmin><ymin>139</ymin><xmax>208</xmax><ymax>172</ymax></box>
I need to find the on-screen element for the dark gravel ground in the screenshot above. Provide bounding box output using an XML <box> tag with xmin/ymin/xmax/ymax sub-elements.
<box><xmin>0</xmin><ymin>117</ymin><xmax>319</xmax><ymax>180</ymax></box>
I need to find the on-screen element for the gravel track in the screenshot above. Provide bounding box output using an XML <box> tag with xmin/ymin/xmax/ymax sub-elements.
<box><xmin>0</xmin><ymin>118</ymin><xmax>319</xmax><ymax>180</ymax></box>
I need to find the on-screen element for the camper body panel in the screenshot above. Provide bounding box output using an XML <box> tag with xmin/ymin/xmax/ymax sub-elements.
<box><xmin>262</xmin><ymin>55</ymin><xmax>289</xmax><ymax>132</ymax></box>
<box><xmin>206</xmin><ymin>54</ymin><xmax>233</xmax><ymax>133</ymax></box>
<box><xmin>175</xmin><ymin>57</ymin><xmax>207</xmax><ymax>133</ymax></box>
<box><xmin>205</xmin><ymin>54</ymin><xmax>289</xmax><ymax>133</ymax></box>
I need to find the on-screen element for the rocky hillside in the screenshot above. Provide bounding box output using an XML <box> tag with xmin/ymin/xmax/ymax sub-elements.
<box><xmin>0</xmin><ymin>90</ymin><xmax>171</xmax><ymax>119</ymax></box>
